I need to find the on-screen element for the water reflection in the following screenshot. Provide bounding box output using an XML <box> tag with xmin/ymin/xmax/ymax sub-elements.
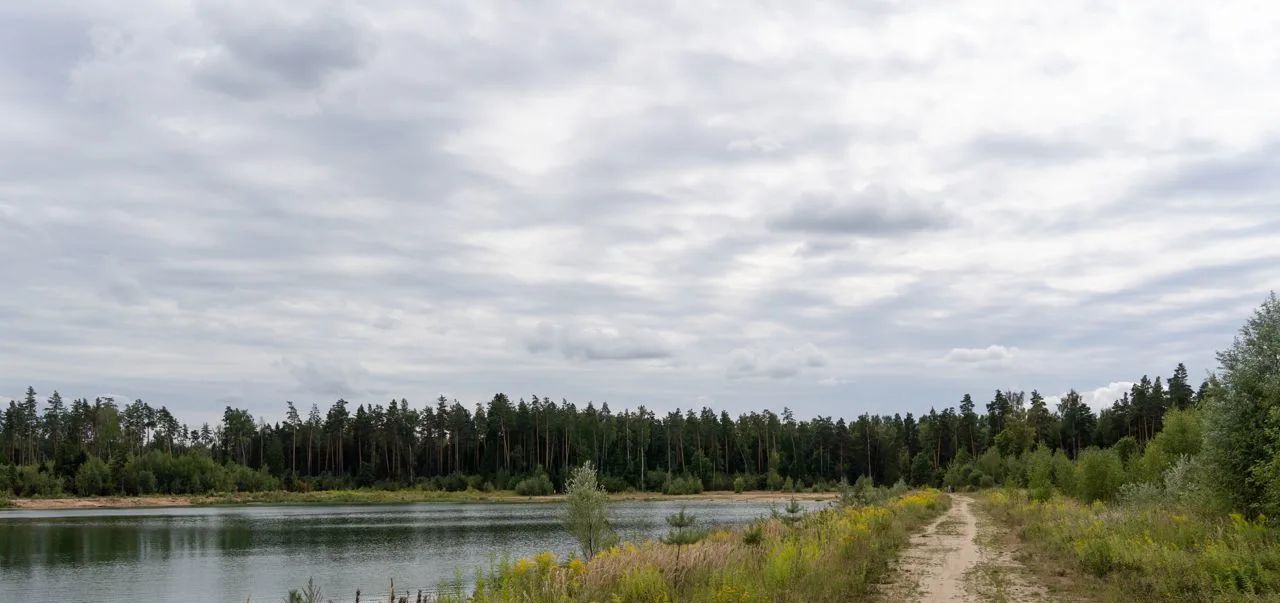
<box><xmin>0</xmin><ymin>499</ymin><xmax>822</xmax><ymax>602</ymax></box>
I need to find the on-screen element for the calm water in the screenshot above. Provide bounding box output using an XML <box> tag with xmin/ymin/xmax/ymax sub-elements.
<box><xmin>0</xmin><ymin>499</ymin><xmax>818</xmax><ymax>602</ymax></box>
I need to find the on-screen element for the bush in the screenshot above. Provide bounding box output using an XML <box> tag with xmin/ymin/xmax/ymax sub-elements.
<box><xmin>600</xmin><ymin>476</ymin><xmax>631</xmax><ymax>493</ymax></box>
<box><xmin>514</xmin><ymin>472</ymin><xmax>555</xmax><ymax>496</ymax></box>
<box><xmin>662</xmin><ymin>474</ymin><xmax>704</xmax><ymax>495</ymax></box>
<box><xmin>1027</xmin><ymin>446</ymin><xmax>1054</xmax><ymax>502</ymax></box>
<box><xmin>442</xmin><ymin>472</ymin><xmax>469</xmax><ymax>492</ymax></box>
<box><xmin>733</xmin><ymin>476</ymin><xmax>746</xmax><ymax>493</ymax></box>
<box><xmin>766</xmin><ymin>470</ymin><xmax>784</xmax><ymax>491</ymax></box>
<box><xmin>1078</xmin><ymin>448</ymin><xmax>1126</xmax><ymax>502</ymax></box>
<box><xmin>943</xmin><ymin>461</ymin><xmax>973</xmax><ymax>491</ymax></box>
<box><xmin>706</xmin><ymin>473</ymin><xmax>734</xmax><ymax>492</ymax></box>
<box><xmin>0</xmin><ymin>464</ymin><xmax>13</xmax><ymax>495</ymax></box>
<box><xmin>1136</xmin><ymin>409</ymin><xmax>1203</xmax><ymax>482</ymax></box>
<box><xmin>1051</xmin><ymin>450</ymin><xmax>1078</xmax><ymax>497</ymax></box>
<box><xmin>75</xmin><ymin>456</ymin><xmax>111</xmax><ymax>496</ymax></box>
<box><xmin>1116</xmin><ymin>480</ymin><xmax>1163</xmax><ymax>509</ymax></box>
<box><xmin>645</xmin><ymin>470</ymin><xmax>670</xmax><ymax>491</ymax></box>
<box><xmin>16</xmin><ymin>463</ymin><xmax>64</xmax><ymax>497</ymax></box>
<box><xmin>977</xmin><ymin>449</ymin><xmax>1003</xmax><ymax>483</ymax></box>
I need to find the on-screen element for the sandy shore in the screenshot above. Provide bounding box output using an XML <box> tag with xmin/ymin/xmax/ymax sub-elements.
<box><xmin>8</xmin><ymin>490</ymin><xmax>836</xmax><ymax>510</ymax></box>
<box><xmin>9</xmin><ymin>496</ymin><xmax>201</xmax><ymax>510</ymax></box>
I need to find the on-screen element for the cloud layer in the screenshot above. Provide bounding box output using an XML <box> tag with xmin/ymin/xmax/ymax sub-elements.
<box><xmin>2</xmin><ymin>1</ymin><xmax>1278</xmax><ymax>423</ymax></box>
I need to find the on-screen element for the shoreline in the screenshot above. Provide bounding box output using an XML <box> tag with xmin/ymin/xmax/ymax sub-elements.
<box><xmin>6</xmin><ymin>489</ymin><xmax>837</xmax><ymax>511</ymax></box>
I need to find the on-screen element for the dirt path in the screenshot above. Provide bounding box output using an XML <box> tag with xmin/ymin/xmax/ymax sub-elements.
<box><xmin>878</xmin><ymin>494</ymin><xmax>1053</xmax><ymax>602</ymax></box>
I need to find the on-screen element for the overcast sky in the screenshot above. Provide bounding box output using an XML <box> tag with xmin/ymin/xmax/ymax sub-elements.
<box><xmin>3</xmin><ymin>1</ymin><xmax>1278</xmax><ymax>425</ymax></box>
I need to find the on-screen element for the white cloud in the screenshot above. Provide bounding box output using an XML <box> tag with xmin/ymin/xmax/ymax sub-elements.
<box><xmin>1047</xmin><ymin>381</ymin><xmax>1136</xmax><ymax>412</ymax></box>
<box><xmin>944</xmin><ymin>345</ymin><xmax>1019</xmax><ymax>366</ymax></box>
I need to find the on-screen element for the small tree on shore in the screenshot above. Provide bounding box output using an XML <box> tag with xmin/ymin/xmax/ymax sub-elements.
<box><xmin>565</xmin><ymin>461</ymin><xmax>616</xmax><ymax>559</ymax></box>
<box><xmin>661</xmin><ymin>507</ymin><xmax>706</xmax><ymax>566</ymax></box>
<box><xmin>775</xmin><ymin>497</ymin><xmax>805</xmax><ymax>527</ymax></box>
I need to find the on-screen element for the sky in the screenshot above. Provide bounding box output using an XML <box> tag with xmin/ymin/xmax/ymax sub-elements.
<box><xmin>2</xmin><ymin>1</ymin><xmax>1278</xmax><ymax>426</ymax></box>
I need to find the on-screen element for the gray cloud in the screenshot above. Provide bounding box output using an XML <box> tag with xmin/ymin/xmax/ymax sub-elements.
<box><xmin>1</xmin><ymin>1</ymin><xmax>1277</xmax><ymax>421</ymax></box>
<box><xmin>769</xmin><ymin>188</ymin><xmax>951</xmax><ymax>236</ymax></box>
<box><xmin>727</xmin><ymin>344</ymin><xmax>828</xmax><ymax>380</ymax></box>
<box><xmin>279</xmin><ymin>358</ymin><xmax>373</xmax><ymax>399</ymax></box>
<box><xmin>195</xmin><ymin>5</ymin><xmax>372</xmax><ymax>98</ymax></box>
<box><xmin>1141</xmin><ymin>140</ymin><xmax>1280</xmax><ymax>198</ymax></box>
<box><xmin>526</xmin><ymin>323</ymin><xmax>675</xmax><ymax>361</ymax></box>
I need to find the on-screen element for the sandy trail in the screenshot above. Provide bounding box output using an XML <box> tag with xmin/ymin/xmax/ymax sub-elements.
<box><xmin>878</xmin><ymin>494</ymin><xmax>1052</xmax><ymax>602</ymax></box>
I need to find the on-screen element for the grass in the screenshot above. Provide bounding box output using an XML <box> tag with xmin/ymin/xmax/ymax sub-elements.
<box><xmin>981</xmin><ymin>489</ymin><xmax>1280</xmax><ymax>602</ymax></box>
<box><xmin>425</xmin><ymin>489</ymin><xmax>948</xmax><ymax>603</ymax></box>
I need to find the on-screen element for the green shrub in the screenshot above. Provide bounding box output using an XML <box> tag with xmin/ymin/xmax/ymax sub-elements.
<box><xmin>733</xmin><ymin>476</ymin><xmax>746</xmax><ymax>493</ymax></box>
<box><xmin>1051</xmin><ymin>450</ymin><xmax>1078</xmax><ymax>497</ymax></box>
<box><xmin>0</xmin><ymin>464</ymin><xmax>14</xmax><ymax>495</ymax></box>
<box><xmin>645</xmin><ymin>470</ymin><xmax>670</xmax><ymax>491</ymax></box>
<box><xmin>600</xmin><ymin>475</ymin><xmax>631</xmax><ymax>493</ymax></box>
<box><xmin>16</xmin><ymin>463</ymin><xmax>64</xmax><ymax>497</ymax></box>
<box><xmin>765</xmin><ymin>470</ymin><xmax>784</xmax><ymax>491</ymax></box>
<box><xmin>662</xmin><ymin>474</ymin><xmax>704</xmax><ymax>495</ymax></box>
<box><xmin>977</xmin><ymin>449</ymin><xmax>1004</xmax><ymax>483</ymax></box>
<box><xmin>1027</xmin><ymin>445</ymin><xmax>1054</xmax><ymax>502</ymax></box>
<box><xmin>1078</xmin><ymin>448</ymin><xmax>1126</xmax><ymax>502</ymax></box>
<box><xmin>74</xmin><ymin>456</ymin><xmax>111</xmax><ymax>496</ymax></box>
<box><xmin>514</xmin><ymin>472</ymin><xmax>554</xmax><ymax>496</ymax></box>
<box><xmin>442</xmin><ymin>472</ymin><xmax>469</xmax><ymax>492</ymax></box>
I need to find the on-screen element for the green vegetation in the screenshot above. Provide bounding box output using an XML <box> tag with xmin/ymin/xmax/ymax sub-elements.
<box><xmin>984</xmin><ymin>490</ymin><xmax>1280</xmax><ymax>602</ymax></box>
<box><xmin>661</xmin><ymin>507</ymin><xmax>707</xmax><ymax>566</ymax></box>
<box><xmin>966</xmin><ymin>293</ymin><xmax>1280</xmax><ymax>601</ymax></box>
<box><xmin>1</xmin><ymin>319</ymin><xmax>1218</xmax><ymax>503</ymax></box>
<box><xmin>425</xmin><ymin>489</ymin><xmax>946</xmax><ymax>603</ymax></box>
<box><xmin>564</xmin><ymin>461</ymin><xmax>617</xmax><ymax>559</ymax></box>
<box><xmin>514</xmin><ymin>468</ymin><xmax>555</xmax><ymax>496</ymax></box>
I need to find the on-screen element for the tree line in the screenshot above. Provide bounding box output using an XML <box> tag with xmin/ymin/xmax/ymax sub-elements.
<box><xmin>1</xmin><ymin>360</ymin><xmax>1211</xmax><ymax>498</ymax></box>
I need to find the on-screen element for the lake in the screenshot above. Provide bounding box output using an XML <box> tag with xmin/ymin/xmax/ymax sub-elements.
<box><xmin>0</xmin><ymin>499</ymin><xmax>820</xmax><ymax>602</ymax></box>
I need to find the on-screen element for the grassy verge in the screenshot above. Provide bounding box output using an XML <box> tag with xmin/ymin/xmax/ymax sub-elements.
<box><xmin>428</xmin><ymin>489</ymin><xmax>947</xmax><ymax>603</ymax></box>
<box><xmin>980</xmin><ymin>489</ymin><xmax>1280</xmax><ymax>602</ymax></box>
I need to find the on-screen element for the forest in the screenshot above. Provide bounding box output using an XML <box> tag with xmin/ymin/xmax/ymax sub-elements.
<box><xmin>0</xmin><ymin>354</ymin><xmax>1211</xmax><ymax>500</ymax></box>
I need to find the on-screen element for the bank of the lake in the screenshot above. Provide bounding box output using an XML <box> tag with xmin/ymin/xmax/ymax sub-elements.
<box><xmin>0</xmin><ymin>497</ymin><xmax>829</xmax><ymax>603</ymax></box>
<box><xmin>6</xmin><ymin>489</ymin><xmax>837</xmax><ymax>510</ymax></box>
<box><xmin>435</xmin><ymin>489</ymin><xmax>948</xmax><ymax>603</ymax></box>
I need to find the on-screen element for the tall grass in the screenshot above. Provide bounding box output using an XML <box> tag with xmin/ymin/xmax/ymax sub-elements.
<box><xmin>432</xmin><ymin>489</ymin><xmax>947</xmax><ymax>603</ymax></box>
<box><xmin>982</xmin><ymin>489</ymin><xmax>1280</xmax><ymax>602</ymax></box>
